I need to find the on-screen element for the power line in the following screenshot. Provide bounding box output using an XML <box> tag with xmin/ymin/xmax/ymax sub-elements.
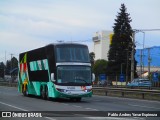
<box><xmin>131</xmin><ymin>28</ymin><xmax>160</xmax><ymax>80</ymax></box>
<box><xmin>134</xmin><ymin>29</ymin><xmax>160</xmax><ymax>32</ymax></box>
<box><xmin>57</xmin><ymin>39</ymin><xmax>92</xmax><ymax>43</ymax></box>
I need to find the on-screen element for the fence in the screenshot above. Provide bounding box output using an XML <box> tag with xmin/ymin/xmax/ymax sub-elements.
<box><xmin>93</xmin><ymin>87</ymin><xmax>160</xmax><ymax>101</ymax></box>
<box><xmin>0</xmin><ymin>78</ymin><xmax>160</xmax><ymax>101</ymax></box>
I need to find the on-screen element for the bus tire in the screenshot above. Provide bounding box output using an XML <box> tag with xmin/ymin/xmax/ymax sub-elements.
<box><xmin>22</xmin><ymin>85</ymin><xmax>26</xmax><ymax>96</ymax></box>
<box><xmin>41</xmin><ymin>86</ymin><xmax>46</xmax><ymax>100</ymax></box>
<box><xmin>46</xmin><ymin>87</ymin><xmax>50</xmax><ymax>100</ymax></box>
<box><xmin>76</xmin><ymin>97</ymin><xmax>81</xmax><ymax>102</ymax></box>
<box><xmin>22</xmin><ymin>85</ymin><xmax>29</xmax><ymax>97</ymax></box>
<box><xmin>70</xmin><ymin>98</ymin><xmax>74</xmax><ymax>101</ymax></box>
<box><xmin>70</xmin><ymin>97</ymin><xmax>81</xmax><ymax>102</ymax></box>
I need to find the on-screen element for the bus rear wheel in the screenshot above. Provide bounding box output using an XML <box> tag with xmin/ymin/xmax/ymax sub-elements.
<box><xmin>22</xmin><ymin>85</ymin><xmax>29</xmax><ymax>96</ymax></box>
<box><xmin>40</xmin><ymin>86</ymin><xmax>46</xmax><ymax>100</ymax></box>
<box><xmin>46</xmin><ymin>87</ymin><xmax>50</xmax><ymax>100</ymax></box>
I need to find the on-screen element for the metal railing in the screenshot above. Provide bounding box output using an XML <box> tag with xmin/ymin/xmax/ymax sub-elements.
<box><xmin>0</xmin><ymin>78</ymin><xmax>160</xmax><ymax>101</ymax></box>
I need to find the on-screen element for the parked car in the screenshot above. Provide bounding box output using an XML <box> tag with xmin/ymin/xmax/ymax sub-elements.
<box><xmin>127</xmin><ymin>78</ymin><xmax>152</xmax><ymax>87</ymax></box>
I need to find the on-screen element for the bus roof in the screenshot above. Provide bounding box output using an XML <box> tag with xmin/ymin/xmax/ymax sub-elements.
<box><xmin>20</xmin><ymin>43</ymin><xmax>88</xmax><ymax>55</ymax></box>
<box><xmin>46</xmin><ymin>43</ymin><xmax>88</xmax><ymax>47</ymax></box>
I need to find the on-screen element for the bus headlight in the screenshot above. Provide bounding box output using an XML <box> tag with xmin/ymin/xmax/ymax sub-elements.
<box><xmin>85</xmin><ymin>89</ymin><xmax>92</xmax><ymax>92</ymax></box>
<box><xmin>56</xmin><ymin>88</ymin><xmax>65</xmax><ymax>92</ymax></box>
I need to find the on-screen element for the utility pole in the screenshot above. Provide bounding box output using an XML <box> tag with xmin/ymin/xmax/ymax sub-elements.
<box><xmin>126</xmin><ymin>51</ymin><xmax>129</xmax><ymax>85</ymax></box>
<box><xmin>140</xmin><ymin>49</ymin><xmax>143</xmax><ymax>78</ymax></box>
<box><xmin>10</xmin><ymin>53</ymin><xmax>13</xmax><ymax>73</ymax></box>
<box><xmin>10</xmin><ymin>53</ymin><xmax>14</xmax><ymax>82</ymax></box>
<box><xmin>5</xmin><ymin>51</ymin><xmax>6</xmax><ymax>65</ymax></box>
<box><xmin>142</xmin><ymin>32</ymin><xmax>145</xmax><ymax>79</ymax></box>
<box><xmin>131</xmin><ymin>31</ymin><xmax>135</xmax><ymax>81</ymax></box>
<box><xmin>121</xmin><ymin>63</ymin><xmax>125</xmax><ymax>74</ymax></box>
<box><xmin>4</xmin><ymin>51</ymin><xmax>6</xmax><ymax>78</ymax></box>
<box><xmin>148</xmin><ymin>48</ymin><xmax>151</xmax><ymax>80</ymax></box>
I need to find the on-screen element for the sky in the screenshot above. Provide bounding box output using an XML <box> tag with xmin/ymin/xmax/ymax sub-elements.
<box><xmin>0</xmin><ymin>0</ymin><xmax>160</xmax><ymax>62</ymax></box>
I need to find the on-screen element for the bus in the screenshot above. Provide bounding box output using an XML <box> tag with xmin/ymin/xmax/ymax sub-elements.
<box><xmin>18</xmin><ymin>43</ymin><xmax>95</xmax><ymax>101</ymax></box>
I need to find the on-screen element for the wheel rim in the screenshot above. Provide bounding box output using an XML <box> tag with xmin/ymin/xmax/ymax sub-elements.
<box><xmin>26</xmin><ymin>88</ymin><xmax>28</xmax><ymax>96</ymax></box>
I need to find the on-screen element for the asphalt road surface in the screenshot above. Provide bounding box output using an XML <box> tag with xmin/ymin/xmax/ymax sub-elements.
<box><xmin>0</xmin><ymin>86</ymin><xmax>160</xmax><ymax>120</ymax></box>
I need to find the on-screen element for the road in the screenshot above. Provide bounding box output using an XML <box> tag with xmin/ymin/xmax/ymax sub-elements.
<box><xmin>0</xmin><ymin>86</ymin><xmax>160</xmax><ymax>120</ymax></box>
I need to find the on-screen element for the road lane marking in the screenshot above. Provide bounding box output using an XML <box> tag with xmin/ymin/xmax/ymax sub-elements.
<box><xmin>83</xmin><ymin>98</ymin><xmax>100</xmax><ymax>101</ymax></box>
<box><xmin>93</xmin><ymin>100</ymin><xmax>102</xmax><ymax>102</ymax></box>
<box><xmin>85</xmin><ymin>107</ymin><xmax>98</xmax><ymax>111</ymax></box>
<box><xmin>0</xmin><ymin>101</ymin><xmax>28</xmax><ymax>111</ymax></box>
<box><xmin>94</xmin><ymin>95</ymin><xmax>160</xmax><ymax>104</ymax></box>
<box><xmin>45</xmin><ymin>117</ymin><xmax>57</xmax><ymax>120</ymax></box>
<box><xmin>128</xmin><ymin>104</ymin><xmax>160</xmax><ymax>110</ymax></box>
<box><xmin>61</xmin><ymin>103</ymin><xmax>69</xmax><ymax>106</ymax></box>
<box><xmin>72</xmin><ymin>105</ymin><xmax>82</xmax><ymax>108</ymax></box>
<box><xmin>0</xmin><ymin>101</ymin><xmax>56</xmax><ymax>120</ymax></box>
<box><xmin>86</xmin><ymin>117</ymin><xmax>145</xmax><ymax>120</ymax></box>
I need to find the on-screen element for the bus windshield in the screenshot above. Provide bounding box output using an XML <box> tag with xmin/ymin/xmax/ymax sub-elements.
<box><xmin>56</xmin><ymin>45</ymin><xmax>90</xmax><ymax>62</ymax></box>
<box><xmin>57</xmin><ymin>66</ymin><xmax>91</xmax><ymax>85</ymax></box>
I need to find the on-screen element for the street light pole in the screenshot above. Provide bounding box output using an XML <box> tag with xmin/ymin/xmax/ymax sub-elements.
<box><xmin>148</xmin><ymin>48</ymin><xmax>151</xmax><ymax>80</ymax></box>
<box><xmin>142</xmin><ymin>32</ymin><xmax>145</xmax><ymax>78</ymax></box>
<box><xmin>138</xmin><ymin>31</ymin><xmax>145</xmax><ymax>78</ymax></box>
<box><xmin>126</xmin><ymin>51</ymin><xmax>129</xmax><ymax>85</ymax></box>
<box><xmin>131</xmin><ymin>31</ymin><xmax>135</xmax><ymax>81</ymax></box>
<box><xmin>121</xmin><ymin>63</ymin><xmax>125</xmax><ymax>74</ymax></box>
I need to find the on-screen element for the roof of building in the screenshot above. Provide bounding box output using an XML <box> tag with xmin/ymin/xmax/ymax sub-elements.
<box><xmin>135</xmin><ymin>46</ymin><xmax>160</xmax><ymax>67</ymax></box>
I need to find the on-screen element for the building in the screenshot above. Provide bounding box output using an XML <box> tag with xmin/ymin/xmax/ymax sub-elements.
<box><xmin>135</xmin><ymin>46</ymin><xmax>160</xmax><ymax>67</ymax></box>
<box><xmin>92</xmin><ymin>30</ymin><xmax>113</xmax><ymax>61</ymax></box>
<box><xmin>135</xmin><ymin>46</ymin><xmax>160</xmax><ymax>77</ymax></box>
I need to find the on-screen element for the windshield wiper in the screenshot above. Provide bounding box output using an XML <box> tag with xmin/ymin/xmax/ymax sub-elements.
<box><xmin>65</xmin><ymin>82</ymin><xmax>75</xmax><ymax>84</ymax></box>
<box><xmin>75</xmin><ymin>78</ymin><xmax>89</xmax><ymax>85</ymax></box>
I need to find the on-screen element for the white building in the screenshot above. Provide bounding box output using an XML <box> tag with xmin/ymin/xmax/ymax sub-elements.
<box><xmin>92</xmin><ymin>30</ymin><xmax>113</xmax><ymax>61</ymax></box>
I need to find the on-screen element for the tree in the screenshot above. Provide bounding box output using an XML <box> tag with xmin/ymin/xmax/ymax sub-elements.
<box><xmin>0</xmin><ymin>62</ymin><xmax>5</xmax><ymax>78</ymax></box>
<box><xmin>6</xmin><ymin>60</ymin><xmax>11</xmax><ymax>75</ymax></box>
<box><xmin>5</xmin><ymin>57</ymin><xmax>18</xmax><ymax>75</ymax></box>
<box><xmin>93</xmin><ymin>59</ymin><xmax>108</xmax><ymax>82</ymax></box>
<box><xmin>107</xmin><ymin>4</ymin><xmax>137</xmax><ymax>79</ymax></box>
<box><xmin>11</xmin><ymin>57</ymin><xmax>18</xmax><ymax>69</ymax></box>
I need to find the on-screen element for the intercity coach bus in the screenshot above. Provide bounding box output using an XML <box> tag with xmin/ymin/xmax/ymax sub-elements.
<box><xmin>18</xmin><ymin>43</ymin><xmax>95</xmax><ymax>101</ymax></box>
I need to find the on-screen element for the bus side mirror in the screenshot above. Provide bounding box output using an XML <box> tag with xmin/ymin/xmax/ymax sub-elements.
<box><xmin>92</xmin><ymin>73</ymin><xmax>95</xmax><ymax>82</ymax></box>
<box><xmin>51</xmin><ymin>73</ymin><xmax>56</xmax><ymax>82</ymax></box>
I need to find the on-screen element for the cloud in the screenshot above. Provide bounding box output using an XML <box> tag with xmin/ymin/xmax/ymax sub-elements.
<box><xmin>0</xmin><ymin>31</ymin><xmax>47</xmax><ymax>53</ymax></box>
<box><xmin>0</xmin><ymin>0</ymin><xmax>113</xmax><ymax>31</ymax></box>
<box><xmin>0</xmin><ymin>0</ymin><xmax>160</xmax><ymax>60</ymax></box>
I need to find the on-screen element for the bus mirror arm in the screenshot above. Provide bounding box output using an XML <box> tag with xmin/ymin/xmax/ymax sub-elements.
<box><xmin>51</xmin><ymin>73</ymin><xmax>56</xmax><ymax>82</ymax></box>
<box><xmin>51</xmin><ymin>79</ymin><xmax>56</xmax><ymax>82</ymax></box>
<box><xmin>92</xmin><ymin>73</ymin><xmax>95</xmax><ymax>82</ymax></box>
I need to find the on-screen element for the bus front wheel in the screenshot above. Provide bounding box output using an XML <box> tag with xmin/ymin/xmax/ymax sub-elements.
<box><xmin>70</xmin><ymin>97</ymin><xmax>81</xmax><ymax>102</ymax></box>
<box><xmin>76</xmin><ymin>97</ymin><xmax>82</xmax><ymax>102</ymax></box>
